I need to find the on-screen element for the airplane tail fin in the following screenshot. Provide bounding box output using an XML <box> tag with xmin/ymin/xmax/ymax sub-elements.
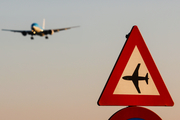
<box><xmin>42</xmin><ymin>19</ymin><xmax>45</xmax><ymax>29</ymax></box>
<box><xmin>145</xmin><ymin>73</ymin><xmax>149</xmax><ymax>84</ymax></box>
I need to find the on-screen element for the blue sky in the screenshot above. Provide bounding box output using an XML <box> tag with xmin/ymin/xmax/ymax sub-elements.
<box><xmin>0</xmin><ymin>1</ymin><xmax>180</xmax><ymax>119</ymax></box>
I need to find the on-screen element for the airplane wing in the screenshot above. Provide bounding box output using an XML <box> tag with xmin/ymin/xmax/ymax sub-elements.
<box><xmin>2</xmin><ymin>29</ymin><xmax>33</xmax><ymax>35</ymax></box>
<box><xmin>132</xmin><ymin>80</ymin><xmax>141</xmax><ymax>93</ymax></box>
<box><xmin>132</xmin><ymin>63</ymin><xmax>141</xmax><ymax>77</ymax></box>
<box><xmin>43</xmin><ymin>26</ymin><xmax>79</xmax><ymax>35</ymax></box>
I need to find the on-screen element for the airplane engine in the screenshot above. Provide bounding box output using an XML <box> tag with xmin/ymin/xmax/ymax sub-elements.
<box><xmin>49</xmin><ymin>29</ymin><xmax>54</xmax><ymax>35</ymax></box>
<box><xmin>21</xmin><ymin>31</ymin><xmax>27</xmax><ymax>36</ymax></box>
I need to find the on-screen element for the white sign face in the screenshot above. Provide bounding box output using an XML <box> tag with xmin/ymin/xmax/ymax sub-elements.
<box><xmin>113</xmin><ymin>46</ymin><xmax>160</xmax><ymax>95</ymax></box>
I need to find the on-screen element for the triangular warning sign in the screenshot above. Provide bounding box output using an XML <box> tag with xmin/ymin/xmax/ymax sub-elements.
<box><xmin>98</xmin><ymin>26</ymin><xmax>174</xmax><ymax>106</ymax></box>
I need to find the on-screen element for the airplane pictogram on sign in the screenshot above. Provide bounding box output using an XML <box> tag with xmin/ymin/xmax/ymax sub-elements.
<box><xmin>121</xmin><ymin>63</ymin><xmax>149</xmax><ymax>94</ymax></box>
<box><xmin>98</xmin><ymin>26</ymin><xmax>174</xmax><ymax>106</ymax></box>
<box><xmin>113</xmin><ymin>46</ymin><xmax>159</xmax><ymax>95</ymax></box>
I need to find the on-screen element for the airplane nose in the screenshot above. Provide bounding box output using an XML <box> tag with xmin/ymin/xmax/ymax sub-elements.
<box><xmin>122</xmin><ymin>76</ymin><xmax>127</xmax><ymax>80</ymax></box>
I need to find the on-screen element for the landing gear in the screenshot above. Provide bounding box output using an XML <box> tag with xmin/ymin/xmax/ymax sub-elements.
<box><xmin>45</xmin><ymin>36</ymin><xmax>48</xmax><ymax>39</ymax></box>
<box><xmin>31</xmin><ymin>36</ymin><xmax>34</xmax><ymax>40</ymax></box>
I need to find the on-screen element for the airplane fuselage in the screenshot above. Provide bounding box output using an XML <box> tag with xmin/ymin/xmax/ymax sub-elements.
<box><xmin>122</xmin><ymin>76</ymin><xmax>147</xmax><ymax>81</ymax></box>
<box><xmin>31</xmin><ymin>23</ymin><xmax>44</xmax><ymax>35</ymax></box>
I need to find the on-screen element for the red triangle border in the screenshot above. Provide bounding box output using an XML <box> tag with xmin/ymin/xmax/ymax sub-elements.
<box><xmin>98</xmin><ymin>26</ymin><xmax>174</xmax><ymax>106</ymax></box>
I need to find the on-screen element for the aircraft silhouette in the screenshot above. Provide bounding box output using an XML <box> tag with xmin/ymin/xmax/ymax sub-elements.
<box><xmin>2</xmin><ymin>19</ymin><xmax>79</xmax><ymax>40</ymax></box>
<box><xmin>122</xmin><ymin>63</ymin><xmax>149</xmax><ymax>93</ymax></box>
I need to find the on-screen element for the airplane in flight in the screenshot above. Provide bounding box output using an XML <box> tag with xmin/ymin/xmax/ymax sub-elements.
<box><xmin>122</xmin><ymin>63</ymin><xmax>149</xmax><ymax>93</ymax></box>
<box><xmin>2</xmin><ymin>19</ymin><xmax>79</xmax><ymax>40</ymax></box>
